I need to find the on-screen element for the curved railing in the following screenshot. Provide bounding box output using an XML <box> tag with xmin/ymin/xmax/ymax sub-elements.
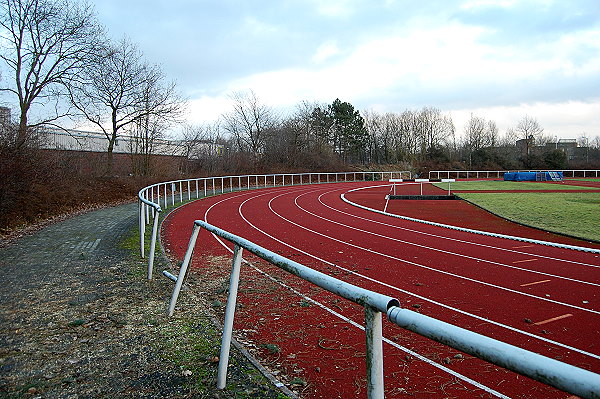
<box><xmin>137</xmin><ymin>171</ymin><xmax>412</xmax><ymax>279</ymax></box>
<box><xmin>137</xmin><ymin>171</ymin><xmax>600</xmax><ymax>398</ymax></box>
<box><xmin>429</xmin><ymin>169</ymin><xmax>600</xmax><ymax>179</ymax></box>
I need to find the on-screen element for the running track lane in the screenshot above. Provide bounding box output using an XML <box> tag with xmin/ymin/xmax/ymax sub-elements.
<box><xmin>161</xmin><ymin>182</ymin><xmax>600</xmax><ymax>399</ymax></box>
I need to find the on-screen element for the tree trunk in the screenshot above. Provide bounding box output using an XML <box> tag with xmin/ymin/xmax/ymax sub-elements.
<box><xmin>16</xmin><ymin>108</ymin><xmax>29</xmax><ymax>149</ymax></box>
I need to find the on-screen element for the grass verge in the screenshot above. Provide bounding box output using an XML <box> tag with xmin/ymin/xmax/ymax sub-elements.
<box><xmin>119</xmin><ymin>223</ymin><xmax>291</xmax><ymax>398</ymax></box>
<box><xmin>456</xmin><ymin>192</ymin><xmax>600</xmax><ymax>242</ymax></box>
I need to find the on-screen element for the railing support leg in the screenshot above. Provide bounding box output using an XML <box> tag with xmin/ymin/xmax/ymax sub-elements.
<box><xmin>139</xmin><ymin>202</ymin><xmax>145</xmax><ymax>258</ymax></box>
<box><xmin>217</xmin><ymin>244</ymin><xmax>244</xmax><ymax>389</ymax></box>
<box><xmin>365</xmin><ymin>306</ymin><xmax>384</xmax><ymax>399</ymax></box>
<box><xmin>167</xmin><ymin>224</ymin><xmax>202</xmax><ymax>316</ymax></box>
<box><xmin>147</xmin><ymin>211</ymin><xmax>160</xmax><ymax>280</ymax></box>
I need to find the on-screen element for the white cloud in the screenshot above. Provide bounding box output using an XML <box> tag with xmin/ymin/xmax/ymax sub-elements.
<box><xmin>187</xmin><ymin>95</ymin><xmax>231</xmax><ymax>125</ymax></box>
<box><xmin>312</xmin><ymin>41</ymin><xmax>342</xmax><ymax>64</ymax></box>
<box><xmin>311</xmin><ymin>0</ymin><xmax>358</xmax><ymax>17</ymax></box>
<box><xmin>451</xmin><ymin>101</ymin><xmax>600</xmax><ymax>139</ymax></box>
<box><xmin>459</xmin><ymin>0</ymin><xmax>519</xmax><ymax>10</ymax></box>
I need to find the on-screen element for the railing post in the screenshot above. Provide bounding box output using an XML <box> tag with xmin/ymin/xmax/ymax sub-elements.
<box><xmin>147</xmin><ymin>210</ymin><xmax>160</xmax><ymax>280</ymax></box>
<box><xmin>365</xmin><ymin>306</ymin><xmax>384</xmax><ymax>399</ymax></box>
<box><xmin>139</xmin><ymin>201</ymin><xmax>145</xmax><ymax>258</ymax></box>
<box><xmin>167</xmin><ymin>224</ymin><xmax>202</xmax><ymax>316</ymax></box>
<box><xmin>217</xmin><ymin>244</ymin><xmax>244</xmax><ymax>389</ymax></box>
<box><xmin>145</xmin><ymin>192</ymin><xmax>150</xmax><ymax>224</ymax></box>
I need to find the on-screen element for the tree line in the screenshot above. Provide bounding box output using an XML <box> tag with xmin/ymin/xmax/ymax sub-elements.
<box><xmin>184</xmin><ymin>91</ymin><xmax>600</xmax><ymax>175</ymax></box>
<box><xmin>1</xmin><ymin>0</ymin><xmax>599</xmax><ymax>180</ymax></box>
<box><xmin>0</xmin><ymin>0</ymin><xmax>185</xmax><ymax>175</ymax></box>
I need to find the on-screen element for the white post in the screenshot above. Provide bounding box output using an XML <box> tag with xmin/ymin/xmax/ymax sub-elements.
<box><xmin>147</xmin><ymin>211</ymin><xmax>160</xmax><ymax>280</ymax></box>
<box><xmin>365</xmin><ymin>306</ymin><xmax>384</xmax><ymax>399</ymax></box>
<box><xmin>168</xmin><ymin>224</ymin><xmax>202</xmax><ymax>316</ymax></box>
<box><xmin>139</xmin><ymin>202</ymin><xmax>145</xmax><ymax>258</ymax></box>
<box><xmin>217</xmin><ymin>244</ymin><xmax>244</xmax><ymax>389</ymax></box>
<box><xmin>164</xmin><ymin>184</ymin><xmax>167</xmax><ymax>209</ymax></box>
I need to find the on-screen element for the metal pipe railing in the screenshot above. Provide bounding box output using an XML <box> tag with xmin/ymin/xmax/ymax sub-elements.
<box><xmin>429</xmin><ymin>169</ymin><xmax>600</xmax><ymax>179</ymax></box>
<box><xmin>165</xmin><ymin>219</ymin><xmax>600</xmax><ymax>399</ymax></box>
<box><xmin>137</xmin><ymin>171</ymin><xmax>412</xmax><ymax>279</ymax></box>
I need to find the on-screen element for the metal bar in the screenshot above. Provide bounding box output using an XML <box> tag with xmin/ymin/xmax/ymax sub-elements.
<box><xmin>162</xmin><ymin>270</ymin><xmax>177</xmax><ymax>282</ymax></box>
<box><xmin>187</xmin><ymin>181</ymin><xmax>191</xmax><ymax>200</ymax></box>
<box><xmin>179</xmin><ymin>181</ymin><xmax>183</xmax><ymax>203</ymax></box>
<box><xmin>147</xmin><ymin>211</ymin><xmax>160</xmax><ymax>280</ymax></box>
<box><xmin>204</xmin><ymin>179</ymin><xmax>207</xmax><ymax>197</ymax></box>
<box><xmin>167</xmin><ymin>224</ymin><xmax>202</xmax><ymax>316</ymax></box>
<box><xmin>387</xmin><ymin>307</ymin><xmax>600</xmax><ymax>398</ymax></box>
<box><xmin>195</xmin><ymin>220</ymin><xmax>399</xmax><ymax>313</ymax></box>
<box><xmin>145</xmin><ymin>192</ymin><xmax>150</xmax><ymax>224</ymax></box>
<box><xmin>139</xmin><ymin>201</ymin><xmax>145</xmax><ymax>258</ymax></box>
<box><xmin>196</xmin><ymin>180</ymin><xmax>199</xmax><ymax>198</ymax></box>
<box><xmin>217</xmin><ymin>244</ymin><xmax>244</xmax><ymax>389</ymax></box>
<box><xmin>365</xmin><ymin>306</ymin><xmax>384</xmax><ymax>399</ymax></box>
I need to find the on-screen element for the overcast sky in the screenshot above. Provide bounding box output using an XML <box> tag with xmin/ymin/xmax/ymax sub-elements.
<box><xmin>95</xmin><ymin>0</ymin><xmax>599</xmax><ymax>139</ymax></box>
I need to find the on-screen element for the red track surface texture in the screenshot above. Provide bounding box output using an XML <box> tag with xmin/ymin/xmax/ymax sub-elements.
<box><xmin>161</xmin><ymin>182</ymin><xmax>600</xmax><ymax>399</ymax></box>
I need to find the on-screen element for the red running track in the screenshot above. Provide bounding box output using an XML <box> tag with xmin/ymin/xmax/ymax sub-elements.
<box><xmin>161</xmin><ymin>181</ymin><xmax>600</xmax><ymax>399</ymax></box>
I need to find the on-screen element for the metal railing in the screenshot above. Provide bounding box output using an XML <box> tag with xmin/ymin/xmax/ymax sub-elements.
<box><xmin>137</xmin><ymin>171</ymin><xmax>411</xmax><ymax>278</ymax></box>
<box><xmin>164</xmin><ymin>219</ymin><xmax>600</xmax><ymax>399</ymax></box>
<box><xmin>429</xmin><ymin>169</ymin><xmax>600</xmax><ymax>179</ymax></box>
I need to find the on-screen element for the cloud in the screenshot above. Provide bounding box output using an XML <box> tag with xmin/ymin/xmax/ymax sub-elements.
<box><xmin>450</xmin><ymin>101</ymin><xmax>600</xmax><ymax>138</ymax></box>
<box><xmin>312</xmin><ymin>41</ymin><xmax>342</xmax><ymax>64</ymax></box>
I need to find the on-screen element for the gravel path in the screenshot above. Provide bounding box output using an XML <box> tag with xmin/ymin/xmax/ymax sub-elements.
<box><xmin>0</xmin><ymin>203</ymin><xmax>285</xmax><ymax>399</ymax></box>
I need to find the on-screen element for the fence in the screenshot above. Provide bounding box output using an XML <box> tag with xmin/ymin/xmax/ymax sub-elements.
<box><xmin>429</xmin><ymin>169</ymin><xmax>600</xmax><ymax>179</ymax></box>
<box><xmin>138</xmin><ymin>171</ymin><xmax>411</xmax><ymax>279</ymax></box>
<box><xmin>137</xmin><ymin>170</ymin><xmax>600</xmax><ymax>398</ymax></box>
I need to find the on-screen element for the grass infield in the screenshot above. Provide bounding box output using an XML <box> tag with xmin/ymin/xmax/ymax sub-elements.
<box><xmin>440</xmin><ymin>180</ymin><xmax>598</xmax><ymax>191</ymax></box>
<box><xmin>455</xmin><ymin>191</ymin><xmax>600</xmax><ymax>242</ymax></box>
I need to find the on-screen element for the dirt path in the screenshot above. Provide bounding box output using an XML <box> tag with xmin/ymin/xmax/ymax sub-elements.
<box><xmin>0</xmin><ymin>203</ymin><xmax>286</xmax><ymax>399</ymax></box>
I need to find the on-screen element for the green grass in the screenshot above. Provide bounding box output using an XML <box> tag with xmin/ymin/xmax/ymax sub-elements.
<box><xmin>435</xmin><ymin>180</ymin><xmax>598</xmax><ymax>191</ymax></box>
<box><xmin>457</xmin><ymin>192</ymin><xmax>600</xmax><ymax>242</ymax></box>
<box><xmin>568</xmin><ymin>178</ymin><xmax>600</xmax><ymax>181</ymax></box>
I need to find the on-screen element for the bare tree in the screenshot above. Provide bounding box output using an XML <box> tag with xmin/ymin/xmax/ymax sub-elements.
<box><xmin>68</xmin><ymin>37</ymin><xmax>185</xmax><ymax>173</ymax></box>
<box><xmin>223</xmin><ymin>90</ymin><xmax>278</xmax><ymax>158</ymax></box>
<box><xmin>515</xmin><ymin>115</ymin><xmax>544</xmax><ymax>156</ymax></box>
<box><xmin>0</xmin><ymin>0</ymin><xmax>101</xmax><ymax>148</ymax></box>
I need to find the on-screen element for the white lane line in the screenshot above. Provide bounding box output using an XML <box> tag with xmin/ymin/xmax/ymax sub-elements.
<box><xmin>202</xmin><ymin>199</ymin><xmax>510</xmax><ymax>398</ymax></box>
<box><xmin>286</xmin><ymin>192</ymin><xmax>600</xmax><ymax>288</ymax></box>
<box><xmin>228</xmin><ymin>189</ymin><xmax>600</xmax><ymax>361</ymax></box>
<box><xmin>319</xmin><ymin>187</ymin><xmax>600</xmax><ymax>269</ymax></box>
<box><xmin>342</xmin><ymin>185</ymin><xmax>600</xmax><ymax>254</ymax></box>
<box><xmin>267</xmin><ymin>193</ymin><xmax>600</xmax><ymax>315</ymax></box>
